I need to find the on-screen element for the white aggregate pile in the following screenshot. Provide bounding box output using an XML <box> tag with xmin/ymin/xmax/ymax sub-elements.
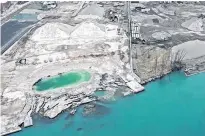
<box><xmin>27</xmin><ymin>21</ymin><xmax>120</xmax><ymax>52</ymax></box>
<box><xmin>181</xmin><ymin>17</ymin><xmax>204</xmax><ymax>32</ymax></box>
<box><xmin>31</xmin><ymin>22</ymin><xmax>74</xmax><ymax>42</ymax></box>
<box><xmin>70</xmin><ymin>21</ymin><xmax>106</xmax><ymax>39</ymax></box>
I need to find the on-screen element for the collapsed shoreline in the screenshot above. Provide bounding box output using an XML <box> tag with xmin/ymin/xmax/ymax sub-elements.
<box><xmin>1</xmin><ymin>1</ymin><xmax>205</xmax><ymax>136</ymax></box>
<box><xmin>7</xmin><ymin>71</ymin><xmax>205</xmax><ymax>136</ymax></box>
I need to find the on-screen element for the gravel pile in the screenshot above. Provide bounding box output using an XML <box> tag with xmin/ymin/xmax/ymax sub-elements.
<box><xmin>31</xmin><ymin>22</ymin><xmax>74</xmax><ymax>42</ymax></box>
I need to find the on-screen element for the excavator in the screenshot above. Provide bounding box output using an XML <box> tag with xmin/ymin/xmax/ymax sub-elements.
<box><xmin>105</xmin><ymin>9</ymin><xmax>119</xmax><ymax>22</ymax></box>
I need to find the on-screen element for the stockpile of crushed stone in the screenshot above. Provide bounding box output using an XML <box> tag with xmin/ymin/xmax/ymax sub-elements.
<box><xmin>31</xmin><ymin>22</ymin><xmax>74</xmax><ymax>42</ymax></box>
<box><xmin>181</xmin><ymin>17</ymin><xmax>204</xmax><ymax>32</ymax></box>
<box><xmin>70</xmin><ymin>21</ymin><xmax>106</xmax><ymax>39</ymax></box>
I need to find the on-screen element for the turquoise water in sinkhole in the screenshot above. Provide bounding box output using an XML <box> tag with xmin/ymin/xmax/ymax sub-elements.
<box><xmin>34</xmin><ymin>70</ymin><xmax>91</xmax><ymax>91</ymax></box>
<box><xmin>11</xmin><ymin>72</ymin><xmax>205</xmax><ymax>136</ymax></box>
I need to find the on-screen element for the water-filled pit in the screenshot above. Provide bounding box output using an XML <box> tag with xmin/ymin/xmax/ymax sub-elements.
<box><xmin>34</xmin><ymin>70</ymin><xmax>91</xmax><ymax>91</ymax></box>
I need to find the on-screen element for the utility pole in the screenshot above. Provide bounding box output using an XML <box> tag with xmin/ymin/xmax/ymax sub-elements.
<box><xmin>127</xmin><ymin>1</ymin><xmax>132</xmax><ymax>70</ymax></box>
<box><xmin>126</xmin><ymin>1</ymin><xmax>141</xmax><ymax>82</ymax></box>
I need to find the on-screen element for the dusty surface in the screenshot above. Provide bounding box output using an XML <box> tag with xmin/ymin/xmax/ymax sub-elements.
<box><xmin>1</xmin><ymin>1</ymin><xmax>144</xmax><ymax>135</ymax></box>
<box><xmin>1</xmin><ymin>1</ymin><xmax>205</xmax><ymax>135</ymax></box>
<box><xmin>131</xmin><ymin>1</ymin><xmax>205</xmax><ymax>82</ymax></box>
<box><xmin>172</xmin><ymin>40</ymin><xmax>205</xmax><ymax>60</ymax></box>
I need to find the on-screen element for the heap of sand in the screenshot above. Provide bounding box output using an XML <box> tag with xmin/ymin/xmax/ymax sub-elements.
<box><xmin>181</xmin><ymin>17</ymin><xmax>204</xmax><ymax>32</ymax></box>
<box><xmin>31</xmin><ymin>22</ymin><xmax>74</xmax><ymax>42</ymax></box>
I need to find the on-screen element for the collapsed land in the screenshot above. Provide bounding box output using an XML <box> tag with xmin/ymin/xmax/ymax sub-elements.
<box><xmin>1</xmin><ymin>1</ymin><xmax>205</xmax><ymax>135</ymax></box>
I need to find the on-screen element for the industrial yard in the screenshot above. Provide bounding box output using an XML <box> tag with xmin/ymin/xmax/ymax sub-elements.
<box><xmin>130</xmin><ymin>1</ymin><xmax>205</xmax><ymax>82</ymax></box>
<box><xmin>1</xmin><ymin>1</ymin><xmax>142</xmax><ymax>135</ymax></box>
<box><xmin>1</xmin><ymin>1</ymin><xmax>205</xmax><ymax>135</ymax></box>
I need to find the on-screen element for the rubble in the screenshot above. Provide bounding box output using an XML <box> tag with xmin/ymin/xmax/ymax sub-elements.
<box><xmin>82</xmin><ymin>103</ymin><xmax>110</xmax><ymax>117</ymax></box>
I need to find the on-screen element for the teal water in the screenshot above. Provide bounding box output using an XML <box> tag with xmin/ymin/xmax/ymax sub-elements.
<box><xmin>11</xmin><ymin>72</ymin><xmax>205</xmax><ymax>136</ymax></box>
<box><xmin>94</xmin><ymin>90</ymin><xmax>106</xmax><ymax>97</ymax></box>
<box><xmin>12</xmin><ymin>13</ymin><xmax>38</xmax><ymax>22</ymax></box>
<box><xmin>34</xmin><ymin>71</ymin><xmax>91</xmax><ymax>91</ymax></box>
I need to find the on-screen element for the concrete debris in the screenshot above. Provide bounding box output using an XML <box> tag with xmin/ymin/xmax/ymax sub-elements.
<box><xmin>126</xmin><ymin>80</ymin><xmax>144</xmax><ymax>93</ymax></box>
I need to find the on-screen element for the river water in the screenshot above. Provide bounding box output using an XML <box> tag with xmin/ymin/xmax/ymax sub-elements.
<box><xmin>10</xmin><ymin>72</ymin><xmax>205</xmax><ymax>136</ymax></box>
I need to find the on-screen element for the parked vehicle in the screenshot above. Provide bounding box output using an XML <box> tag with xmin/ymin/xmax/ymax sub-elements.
<box><xmin>40</xmin><ymin>1</ymin><xmax>57</xmax><ymax>10</ymax></box>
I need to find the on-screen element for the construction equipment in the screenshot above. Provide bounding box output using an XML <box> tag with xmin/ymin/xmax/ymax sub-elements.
<box><xmin>40</xmin><ymin>1</ymin><xmax>57</xmax><ymax>10</ymax></box>
<box><xmin>15</xmin><ymin>59</ymin><xmax>27</xmax><ymax>65</ymax></box>
<box><xmin>105</xmin><ymin>9</ymin><xmax>119</xmax><ymax>22</ymax></box>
